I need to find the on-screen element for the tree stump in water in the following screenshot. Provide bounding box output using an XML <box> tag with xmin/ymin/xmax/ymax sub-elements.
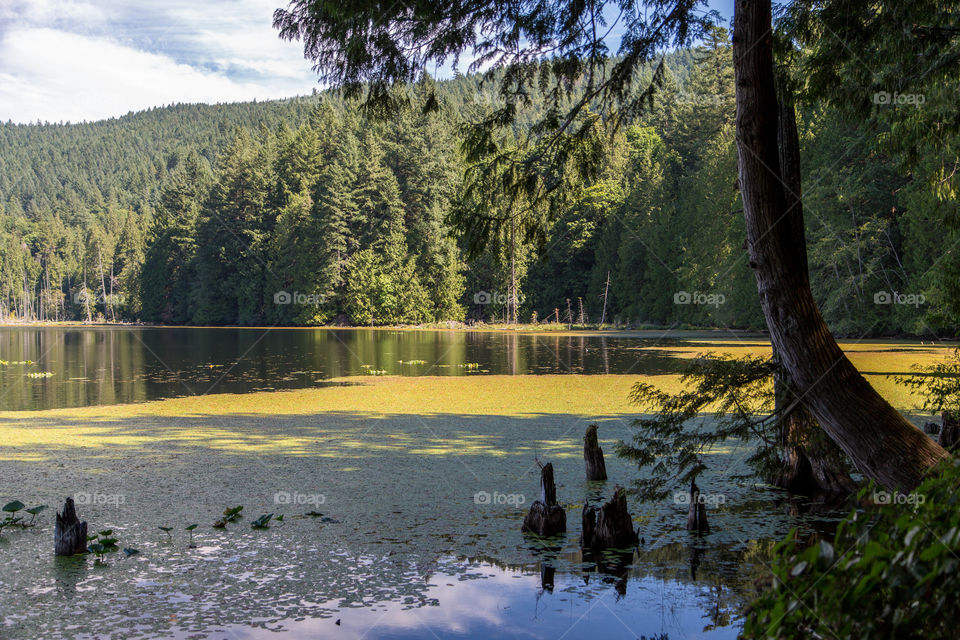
<box><xmin>686</xmin><ymin>480</ymin><xmax>710</xmax><ymax>535</ymax></box>
<box><xmin>54</xmin><ymin>498</ymin><xmax>88</xmax><ymax>556</ymax></box>
<box><xmin>580</xmin><ymin>485</ymin><xmax>638</xmax><ymax>549</ymax></box>
<box><xmin>522</xmin><ymin>463</ymin><xmax>566</xmax><ymax>537</ymax></box>
<box><xmin>938</xmin><ymin>412</ymin><xmax>960</xmax><ymax>450</ymax></box>
<box><xmin>583</xmin><ymin>424</ymin><xmax>607</xmax><ymax>481</ymax></box>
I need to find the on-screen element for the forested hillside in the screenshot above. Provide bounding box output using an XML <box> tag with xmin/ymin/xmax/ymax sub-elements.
<box><xmin>0</xmin><ymin>38</ymin><xmax>955</xmax><ymax>335</ymax></box>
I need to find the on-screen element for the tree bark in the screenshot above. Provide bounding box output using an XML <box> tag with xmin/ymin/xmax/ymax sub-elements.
<box><xmin>521</xmin><ymin>462</ymin><xmax>566</xmax><ymax>537</ymax></box>
<box><xmin>733</xmin><ymin>0</ymin><xmax>948</xmax><ymax>491</ymax></box>
<box><xmin>774</xmin><ymin>365</ymin><xmax>856</xmax><ymax>494</ymax></box>
<box><xmin>54</xmin><ymin>497</ymin><xmax>88</xmax><ymax>556</ymax></box>
<box><xmin>938</xmin><ymin>412</ymin><xmax>960</xmax><ymax>451</ymax></box>
<box><xmin>770</xmin><ymin>67</ymin><xmax>856</xmax><ymax>495</ymax></box>
<box><xmin>580</xmin><ymin>486</ymin><xmax>638</xmax><ymax>548</ymax></box>
<box><xmin>583</xmin><ymin>424</ymin><xmax>608</xmax><ymax>481</ymax></box>
<box><xmin>686</xmin><ymin>480</ymin><xmax>710</xmax><ymax>534</ymax></box>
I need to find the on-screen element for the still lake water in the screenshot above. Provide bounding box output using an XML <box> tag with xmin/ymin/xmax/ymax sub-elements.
<box><xmin>0</xmin><ymin>326</ymin><xmax>708</xmax><ymax>411</ymax></box>
<box><xmin>0</xmin><ymin>327</ymin><xmax>910</xmax><ymax>638</ymax></box>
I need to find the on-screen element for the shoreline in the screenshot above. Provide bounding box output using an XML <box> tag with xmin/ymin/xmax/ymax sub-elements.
<box><xmin>1</xmin><ymin>321</ymin><xmax>955</xmax><ymax>343</ymax></box>
<box><xmin>0</xmin><ymin>319</ymin><xmax>769</xmax><ymax>338</ymax></box>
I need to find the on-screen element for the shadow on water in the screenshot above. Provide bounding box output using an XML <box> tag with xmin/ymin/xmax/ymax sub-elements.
<box><xmin>0</xmin><ymin>408</ymin><xmax>846</xmax><ymax>639</ymax></box>
<box><xmin>53</xmin><ymin>555</ymin><xmax>88</xmax><ymax>599</ymax></box>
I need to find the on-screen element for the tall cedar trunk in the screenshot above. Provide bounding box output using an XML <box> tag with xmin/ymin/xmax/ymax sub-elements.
<box><xmin>733</xmin><ymin>0</ymin><xmax>948</xmax><ymax>491</ymax></box>
<box><xmin>771</xmin><ymin>62</ymin><xmax>855</xmax><ymax>495</ymax></box>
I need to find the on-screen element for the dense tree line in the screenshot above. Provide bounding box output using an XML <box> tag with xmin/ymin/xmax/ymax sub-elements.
<box><xmin>0</xmin><ymin>41</ymin><xmax>954</xmax><ymax>334</ymax></box>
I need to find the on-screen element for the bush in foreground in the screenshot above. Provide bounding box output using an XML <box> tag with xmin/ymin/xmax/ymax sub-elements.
<box><xmin>743</xmin><ymin>459</ymin><xmax>960</xmax><ymax>639</ymax></box>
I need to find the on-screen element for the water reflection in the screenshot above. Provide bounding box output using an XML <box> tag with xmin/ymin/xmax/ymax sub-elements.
<box><xmin>0</xmin><ymin>327</ymin><xmax>700</xmax><ymax>410</ymax></box>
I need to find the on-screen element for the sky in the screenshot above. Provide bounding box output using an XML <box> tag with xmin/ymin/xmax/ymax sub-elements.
<box><xmin>0</xmin><ymin>0</ymin><xmax>735</xmax><ymax>125</ymax></box>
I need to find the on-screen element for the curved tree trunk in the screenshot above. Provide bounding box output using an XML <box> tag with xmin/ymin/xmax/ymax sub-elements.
<box><xmin>774</xmin><ymin>369</ymin><xmax>857</xmax><ymax>494</ymax></box>
<box><xmin>770</xmin><ymin>72</ymin><xmax>855</xmax><ymax>496</ymax></box>
<box><xmin>733</xmin><ymin>0</ymin><xmax>949</xmax><ymax>491</ymax></box>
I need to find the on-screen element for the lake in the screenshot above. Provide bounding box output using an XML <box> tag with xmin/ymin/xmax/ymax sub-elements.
<box><xmin>0</xmin><ymin>326</ymin><xmax>745</xmax><ymax>411</ymax></box>
<box><xmin>0</xmin><ymin>327</ymin><xmax>950</xmax><ymax>639</ymax></box>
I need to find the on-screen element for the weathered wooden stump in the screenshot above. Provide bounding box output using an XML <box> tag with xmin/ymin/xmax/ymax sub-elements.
<box><xmin>580</xmin><ymin>485</ymin><xmax>638</xmax><ymax>549</ymax></box>
<box><xmin>938</xmin><ymin>412</ymin><xmax>960</xmax><ymax>450</ymax></box>
<box><xmin>686</xmin><ymin>480</ymin><xmax>710</xmax><ymax>535</ymax></box>
<box><xmin>581</xmin><ymin>504</ymin><xmax>597</xmax><ymax>548</ymax></box>
<box><xmin>583</xmin><ymin>424</ymin><xmax>608</xmax><ymax>481</ymax></box>
<box><xmin>522</xmin><ymin>462</ymin><xmax>566</xmax><ymax>537</ymax></box>
<box><xmin>55</xmin><ymin>497</ymin><xmax>88</xmax><ymax>556</ymax></box>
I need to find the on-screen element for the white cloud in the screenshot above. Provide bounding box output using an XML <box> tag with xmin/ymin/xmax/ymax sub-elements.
<box><xmin>0</xmin><ymin>0</ymin><xmax>320</xmax><ymax>123</ymax></box>
<box><xmin>0</xmin><ymin>0</ymin><xmax>108</xmax><ymax>29</ymax></box>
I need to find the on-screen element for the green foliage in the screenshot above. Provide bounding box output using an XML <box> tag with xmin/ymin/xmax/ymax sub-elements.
<box><xmin>3</xmin><ymin>500</ymin><xmax>25</xmax><ymax>513</ymax></box>
<box><xmin>0</xmin><ymin>44</ymin><xmax>954</xmax><ymax>334</ymax></box>
<box><xmin>0</xmin><ymin>500</ymin><xmax>46</xmax><ymax>534</ymax></box>
<box><xmin>24</xmin><ymin>504</ymin><xmax>47</xmax><ymax>526</ymax></box>
<box><xmin>214</xmin><ymin>505</ymin><xmax>244</xmax><ymax>529</ymax></box>
<box><xmin>615</xmin><ymin>354</ymin><xmax>782</xmax><ymax>500</ymax></box>
<box><xmin>87</xmin><ymin>529</ymin><xmax>120</xmax><ymax>561</ymax></box>
<box><xmin>786</xmin><ymin>1</ymin><xmax>960</xmax><ymax>332</ymax></box>
<box><xmin>0</xmin><ymin>500</ymin><xmax>24</xmax><ymax>533</ymax></box>
<box><xmin>251</xmin><ymin>514</ymin><xmax>274</xmax><ymax>529</ymax></box>
<box><xmin>274</xmin><ymin>0</ymin><xmax>716</xmax><ymax>244</ymax></box>
<box><xmin>743</xmin><ymin>459</ymin><xmax>960</xmax><ymax>640</ymax></box>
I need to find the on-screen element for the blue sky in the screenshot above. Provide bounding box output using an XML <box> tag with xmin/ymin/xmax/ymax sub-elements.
<box><xmin>0</xmin><ymin>1</ymin><xmax>735</xmax><ymax>124</ymax></box>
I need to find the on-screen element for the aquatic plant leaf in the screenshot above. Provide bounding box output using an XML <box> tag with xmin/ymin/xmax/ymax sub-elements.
<box><xmin>251</xmin><ymin>514</ymin><xmax>273</xmax><ymax>529</ymax></box>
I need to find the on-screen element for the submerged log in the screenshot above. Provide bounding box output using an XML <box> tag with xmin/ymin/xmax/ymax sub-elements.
<box><xmin>580</xmin><ymin>485</ymin><xmax>638</xmax><ymax>549</ymax></box>
<box><xmin>583</xmin><ymin>424</ymin><xmax>608</xmax><ymax>481</ymax></box>
<box><xmin>54</xmin><ymin>497</ymin><xmax>88</xmax><ymax>556</ymax></box>
<box><xmin>686</xmin><ymin>480</ymin><xmax>710</xmax><ymax>535</ymax></box>
<box><xmin>522</xmin><ymin>463</ymin><xmax>566</xmax><ymax>537</ymax></box>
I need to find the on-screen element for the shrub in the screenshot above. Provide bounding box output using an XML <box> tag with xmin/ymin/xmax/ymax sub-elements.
<box><xmin>743</xmin><ymin>459</ymin><xmax>960</xmax><ymax>639</ymax></box>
